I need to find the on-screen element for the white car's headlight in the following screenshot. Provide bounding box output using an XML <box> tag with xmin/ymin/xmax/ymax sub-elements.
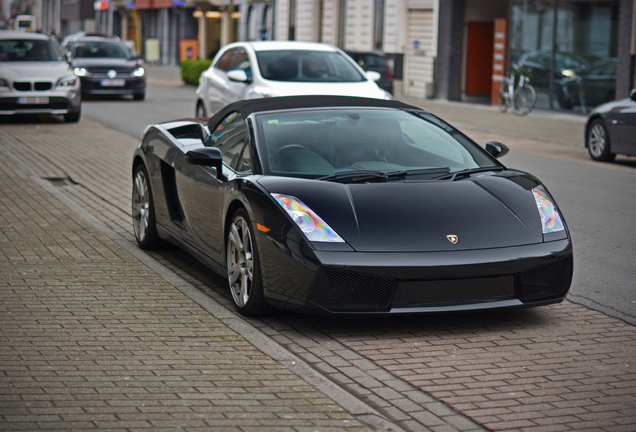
<box><xmin>57</xmin><ymin>75</ymin><xmax>78</xmax><ymax>87</ymax></box>
<box><xmin>133</xmin><ymin>67</ymin><xmax>145</xmax><ymax>77</ymax></box>
<box><xmin>271</xmin><ymin>193</ymin><xmax>345</xmax><ymax>243</ymax></box>
<box><xmin>532</xmin><ymin>185</ymin><xmax>564</xmax><ymax>234</ymax></box>
<box><xmin>73</xmin><ymin>67</ymin><xmax>89</xmax><ymax>77</ymax></box>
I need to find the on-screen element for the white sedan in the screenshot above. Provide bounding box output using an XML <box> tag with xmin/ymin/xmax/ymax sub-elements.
<box><xmin>195</xmin><ymin>41</ymin><xmax>391</xmax><ymax>117</ymax></box>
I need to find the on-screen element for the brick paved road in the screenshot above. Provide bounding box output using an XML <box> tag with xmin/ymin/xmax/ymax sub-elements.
<box><xmin>1</xmin><ymin>112</ymin><xmax>635</xmax><ymax>432</ymax></box>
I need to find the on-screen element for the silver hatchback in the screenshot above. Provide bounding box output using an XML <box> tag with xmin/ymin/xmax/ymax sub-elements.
<box><xmin>0</xmin><ymin>31</ymin><xmax>81</xmax><ymax>122</ymax></box>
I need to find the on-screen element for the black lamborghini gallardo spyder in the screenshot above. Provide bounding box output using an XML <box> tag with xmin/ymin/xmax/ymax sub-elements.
<box><xmin>132</xmin><ymin>96</ymin><xmax>573</xmax><ymax>317</ymax></box>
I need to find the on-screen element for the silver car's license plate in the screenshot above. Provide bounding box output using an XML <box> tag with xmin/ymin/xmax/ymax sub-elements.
<box><xmin>18</xmin><ymin>97</ymin><xmax>49</xmax><ymax>104</ymax></box>
<box><xmin>101</xmin><ymin>79</ymin><xmax>125</xmax><ymax>87</ymax></box>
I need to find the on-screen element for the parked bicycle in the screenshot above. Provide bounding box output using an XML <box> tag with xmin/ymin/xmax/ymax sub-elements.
<box><xmin>499</xmin><ymin>72</ymin><xmax>537</xmax><ymax>116</ymax></box>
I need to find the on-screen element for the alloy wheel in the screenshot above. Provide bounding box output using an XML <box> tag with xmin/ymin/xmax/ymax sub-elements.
<box><xmin>589</xmin><ymin>123</ymin><xmax>606</xmax><ymax>158</ymax></box>
<box><xmin>227</xmin><ymin>215</ymin><xmax>254</xmax><ymax>307</ymax></box>
<box><xmin>132</xmin><ymin>169</ymin><xmax>150</xmax><ymax>243</ymax></box>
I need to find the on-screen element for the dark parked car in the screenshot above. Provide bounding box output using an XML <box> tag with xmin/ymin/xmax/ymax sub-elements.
<box><xmin>345</xmin><ymin>51</ymin><xmax>393</xmax><ymax>94</ymax></box>
<box><xmin>585</xmin><ymin>89</ymin><xmax>636</xmax><ymax>161</ymax></box>
<box><xmin>132</xmin><ymin>95</ymin><xmax>573</xmax><ymax>317</ymax></box>
<box><xmin>513</xmin><ymin>50</ymin><xmax>589</xmax><ymax>109</ymax></box>
<box><xmin>67</xmin><ymin>36</ymin><xmax>146</xmax><ymax>100</ymax></box>
<box><xmin>561</xmin><ymin>58</ymin><xmax>616</xmax><ymax>110</ymax></box>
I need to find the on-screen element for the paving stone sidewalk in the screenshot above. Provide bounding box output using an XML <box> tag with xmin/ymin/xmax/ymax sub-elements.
<box><xmin>0</xmin><ymin>149</ymin><xmax>383</xmax><ymax>430</ymax></box>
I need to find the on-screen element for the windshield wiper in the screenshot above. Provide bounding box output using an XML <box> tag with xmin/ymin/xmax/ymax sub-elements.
<box><xmin>319</xmin><ymin>168</ymin><xmax>452</xmax><ymax>183</ymax></box>
<box><xmin>319</xmin><ymin>170</ymin><xmax>411</xmax><ymax>183</ymax></box>
<box><xmin>433</xmin><ymin>166</ymin><xmax>504</xmax><ymax>181</ymax></box>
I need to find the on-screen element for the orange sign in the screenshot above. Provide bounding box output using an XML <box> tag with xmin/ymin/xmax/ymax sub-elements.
<box><xmin>179</xmin><ymin>39</ymin><xmax>199</xmax><ymax>62</ymax></box>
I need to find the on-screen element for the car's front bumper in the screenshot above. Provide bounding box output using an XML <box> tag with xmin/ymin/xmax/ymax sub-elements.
<box><xmin>258</xmin><ymin>235</ymin><xmax>573</xmax><ymax>316</ymax></box>
<box><xmin>79</xmin><ymin>76</ymin><xmax>145</xmax><ymax>95</ymax></box>
<box><xmin>0</xmin><ymin>89</ymin><xmax>81</xmax><ymax>115</ymax></box>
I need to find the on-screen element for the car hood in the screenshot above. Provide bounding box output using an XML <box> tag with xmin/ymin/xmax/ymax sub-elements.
<box><xmin>258</xmin><ymin>172</ymin><xmax>547</xmax><ymax>252</ymax></box>
<box><xmin>72</xmin><ymin>58</ymin><xmax>139</xmax><ymax>70</ymax></box>
<box><xmin>0</xmin><ymin>61</ymin><xmax>73</xmax><ymax>78</ymax></box>
<box><xmin>255</xmin><ymin>79</ymin><xmax>388</xmax><ymax>99</ymax></box>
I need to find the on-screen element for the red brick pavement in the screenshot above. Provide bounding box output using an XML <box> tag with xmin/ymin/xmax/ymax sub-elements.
<box><xmin>321</xmin><ymin>302</ymin><xmax>636</xmax><ymax>431</ymax></box>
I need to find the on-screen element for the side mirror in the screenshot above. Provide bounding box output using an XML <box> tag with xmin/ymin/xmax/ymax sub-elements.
<box><xmin>185</xmin><ymin>147</ymin><xmax>225</xmax><ymax>180</ymax></box>
<box><xmin>64</xmin><ymin>51</ymin><xmax>72</xmax><ymax>62</ymax></box>
<box><xmin>227</xmin><ymin>69</ymin><xmax>249</xmax><ymax>83</ymax></box>
<box><xmin>195</xmin><ymin>123</ymin><xmax>208</xmax><ymax>142</ymax></box>
<box><xmin>366</xmin><ymin>70</ymin><xmax>381</xmax><ymax>82</ymax></box>
<box><xmin>630</xmin><ymin>89</ymin><xmax>636</xmax><ymax>102</ymax></box>
<box><xmin>485</xmin><ymin>141</ymin><xmax>509</xmax><ymax>159</ymax></box>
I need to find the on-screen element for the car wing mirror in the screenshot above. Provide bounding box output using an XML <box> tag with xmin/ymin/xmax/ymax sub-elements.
<box><xmin>185</xmin><ymin>148</ymin><xmax>225</xmax><ymax>180</ymax></box>
<box><xmin>227</xmin><ymin>69</ymin><xmax>249</xmax><ymax>83</ymax></box>
<box><xmin>630</xmin><ymin>89</ymin><xmax>636</xmax><ymax>102</ymax></box>
<box><xmin>485</xmin><ymin>141</ymin><xmax>509</xmax><ymax>159</ymax></box>
<box><xmin>366</xmin><ymin>70</ymin><xmax>381</xmax><ymax>82</ymax></box>
<box><xmin>64</xmin><ymin>51</ymin><xmax>72</xmax><ymax>63</ymax></box>
<box><xmin>195</xmin><ymin>123</ymin><xmax>209</xmax><ymax>142</ymax></box>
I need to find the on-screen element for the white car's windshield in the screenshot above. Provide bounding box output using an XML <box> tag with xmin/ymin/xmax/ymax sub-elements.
<box><xmin>0</xmin><ymin>39</ymin><xmax>63</xmax><ymax>62</ymax></box>
<box><xmin>255</xmin><ymin>108</ymin><xmax>497</xmax><ymax>179</ymax></box>
<box><xmin>255</xmin><ymin>50</ymin><xmax>366</xmax><ymax>82</ymax></box>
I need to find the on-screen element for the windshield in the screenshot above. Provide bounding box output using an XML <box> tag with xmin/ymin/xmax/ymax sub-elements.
<box><xmin>255</xmin><ymin>108</ymin><xmax>497</xmax><ymax>179</ymax></box>
<box><xmin>255</xmin><ymin>50</ymin><xmax>366</xmax><ymax>82</ymax></box>
<box><xmin>0</xmin><ymin>39</ymin><xmax>63</xmax><ymax>62</ymax></box>
<box><xmin>72</xmin><ymin>41</ymin><xmax>132</xmax><ymax>59</ymax></box>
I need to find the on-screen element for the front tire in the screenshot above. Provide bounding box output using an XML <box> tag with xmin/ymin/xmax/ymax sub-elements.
<box><xmin>226</xmin><ymin>209</ymin><xmax>269</xmax><ymax>316</ymax></box>
<box><xmin>196</xmin><ymin>101</ymin><xmax>207</xmax><ymax>118</ymax></box>
<box><xmin>587</xmin><ymin>119</ymin><xmax>616</xmax><ymax>162</ymax></box>
<box><xmin>132</xmin><ymin>164</ymin><xmax>160</xmax><ymax>249</ymax></box>
<box><xmin>499</xmin><ymin>81</ymin><xmax>510</xmax><ymax>113</ymax></box>
<box><xmin>512</xmin><ymin>84</ymin><xmax>536</xmax><ymax>116</ymax></box>
<box><xmin>64</xmin><ymin>108</ymin><xmax>81</xmax><ymax>123</ymax></box>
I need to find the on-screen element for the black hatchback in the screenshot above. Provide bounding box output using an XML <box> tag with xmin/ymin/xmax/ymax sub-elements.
<box><xmin>67</xmin><ymin>37</ymin><xmax>146</xmax><ymax>100</ymax></box>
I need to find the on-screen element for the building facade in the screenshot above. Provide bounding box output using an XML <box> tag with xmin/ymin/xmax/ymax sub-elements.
<box><xmin>35</xmin><ymin>0</ymin><xmax>635</xmax><ymax>113</ymax></box>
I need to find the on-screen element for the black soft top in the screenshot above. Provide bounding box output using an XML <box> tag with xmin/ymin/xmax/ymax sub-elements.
<box><xmin>206</xmin><ymin>95</ymin><xmax>418</xmax><ymax>131</ymax></box>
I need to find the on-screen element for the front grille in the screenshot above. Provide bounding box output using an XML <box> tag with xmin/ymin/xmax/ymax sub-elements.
<box><xmin>14</xmin><ymin>82</ymin><xmax>31</xmax><ymax>91</ymax></box>
<box><xmin>312</xmin><ymin>269</ymin><xmax>397</xmax><ymax>312</ymax></box>
<box><xmin>34</xmin><ymin>82</ymin><xmax>52</xmax><ymax>91</ymax></box>
<box><xmin>515</xmin><ymin>257</ymin><xmax>573</xmax><ymax>302</ymax></box>
<box><xmin>89</xmin><ymin>68</ymin><xmax>133</xmax><ymax>74</ymax></box>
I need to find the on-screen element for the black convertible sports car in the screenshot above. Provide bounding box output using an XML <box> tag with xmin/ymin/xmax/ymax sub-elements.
<box><xmin>132</xmin><ymin>96</ymin><xmax>573</xmax><ymax>317</ymax></box>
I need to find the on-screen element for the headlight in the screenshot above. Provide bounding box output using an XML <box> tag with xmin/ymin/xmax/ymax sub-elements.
<box><xmin>532</xmin><ymin>185</ymin><xmax>564</xmax><ymax>234</ymax></box>
<box><xmin>133</xmin><ymin>67</ymin><xmax>145</xmax><ymax>77</ymax></box>
<box><xmin>561</xmin><ymin>69</ymin><xmax>576</xmax><ymax>78</ymax></box>
<box><xmin>271</xmin><ymin>193</ymin><xmax>345</xmax><ymax>243</ymax></box>
<box><xmin>56</xmin><ymin>75</ymin><xmax>78</xmax><ymax>87</ymax></box>
<box><xmin>73</xmin><ymin>67</ymin><xmax>89</xmax><ymax>77</ymax></box>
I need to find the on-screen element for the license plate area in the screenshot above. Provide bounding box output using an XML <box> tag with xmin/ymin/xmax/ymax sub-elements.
<box><xmin>18</xmin><ymin>97</ymin><xmax>49</xmax><ymax>104</ymax></box>
<box><xmin>100</xmin><ymin>79</ymin><xmax>125</xmax><ymax>87</ymax></box>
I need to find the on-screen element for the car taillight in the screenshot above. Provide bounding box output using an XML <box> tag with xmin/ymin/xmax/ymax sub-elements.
<box><xmin>386</xmin><ymin>69</ymin><xmax>394</xmax><ymax>82</ymax></box>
